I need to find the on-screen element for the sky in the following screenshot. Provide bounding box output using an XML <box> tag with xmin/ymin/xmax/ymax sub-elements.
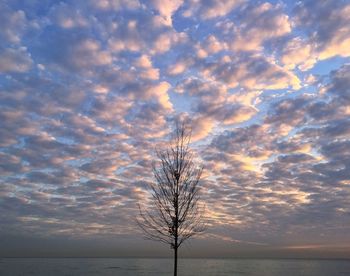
<box><xmin>1</xmin><ymin>0</ymin><xmax>350</xmax><ymax>258</ymax></box>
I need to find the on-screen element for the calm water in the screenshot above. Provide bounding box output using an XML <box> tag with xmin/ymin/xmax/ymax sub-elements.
<box><xmin>0</xmin><ymin>258</ymin><xmax>350</xmax><ymax>276</ymax></box>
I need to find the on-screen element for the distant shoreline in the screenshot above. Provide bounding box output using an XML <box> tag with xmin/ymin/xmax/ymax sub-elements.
<box><xmin>2</xmin><ymin>257</ymin><xmax>350</xmax><ymax>261</ymax></box>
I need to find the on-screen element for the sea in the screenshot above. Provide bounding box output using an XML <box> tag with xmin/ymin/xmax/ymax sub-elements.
<box><xmin>1</xmin><ymin>258</ymin><xmax>350</xmax><ymax>275</ymax></box>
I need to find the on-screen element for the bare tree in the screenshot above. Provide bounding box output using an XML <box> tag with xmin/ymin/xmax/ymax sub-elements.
<box><xmin>137</xmin><ymin>121</ymin><xmax>205</xmax><ymax>276</ymax></box>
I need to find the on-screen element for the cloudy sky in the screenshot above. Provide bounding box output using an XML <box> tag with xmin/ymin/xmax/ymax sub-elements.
<box><xmin>1</xmin><ymin>0</ymin><xmax>350</xmax><ymax>258</ymax></box>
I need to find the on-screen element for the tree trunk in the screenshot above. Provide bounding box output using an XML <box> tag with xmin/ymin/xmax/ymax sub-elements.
<box><xmin>174</xmin><ymin>188</ymin><xmax>179</xmax><ymax>276</ymax></box>
<box><xmin>174</xmin><ymin>246</ymin><xmax>178</xmax><ymax>276</ymax></box>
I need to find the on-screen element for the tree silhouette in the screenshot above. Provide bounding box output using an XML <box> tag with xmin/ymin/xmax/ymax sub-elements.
<box><xmin>137</xmin><ymin>121</ymin><xmax>205</xmax><ymax>276</ymax></box>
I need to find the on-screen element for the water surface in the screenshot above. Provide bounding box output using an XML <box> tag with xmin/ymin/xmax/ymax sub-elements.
<box><xmin>1</xmin><ymin>258</ymin><xmax>349</xmax><ymax>275</ymax></box>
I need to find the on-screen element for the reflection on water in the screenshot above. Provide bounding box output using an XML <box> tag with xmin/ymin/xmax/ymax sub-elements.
<box><xmin>1</xmin><ymin>258</ymin><xmax>350</xmax><ymax>276</ymax></box>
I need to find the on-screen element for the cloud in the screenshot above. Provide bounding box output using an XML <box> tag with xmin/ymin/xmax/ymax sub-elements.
<box><xmin>175</xmin><ymin>78</ymin><xmax>258</xmax><ymax>138</ymax></box>
<box><xmin>280</xmin><ymin>37</ymin><xmax>317</xmax><ymax>71</ymax></box>
<box><xmin>191</xmin><ymin>116</ymin><xmax>215</xmax><ymax>141</ymax></box>
<box><xmin>150</xmin><ymin>0</ymin><xmax>183</xmax><ymax>26</ymax></box>
<box><xmin>133</xmin><ymin>55</ymin><xmax>160</xmax><ymax>80</ymax></box>
<box><xmin>50</xmin><ymin>2</ymin><xmax>89</xmax><ymax>29</ymax></box>
<box><xmin>90</xmin><ymin>0</ymin><xmax>140</xmax><ymax>11</ymax></box>
<box><xmin>200</xmin><ymin>54</ymin><xmax>301</xmax><ymax>90</ymax></box>
<box><xmin>294</xmin><ymin>0</ymin><xmax>350</xmax><ymax>60</ymax></box>
<box><xmin>0</xmin><ymin>152</ymin><xmax>24</xmax><ymax>175</ymax></box>
<box><xmin>183</xmin><ymin>0</ymin><xmax>244</xmax><ymax>20</ymax></box>
<box><xmin>324</xmin><ymin>65</ymin><xmax>350</xmax><ymax>103</ymax></box>
<box><xmin>167</xmin><ymin>60</ymin><xmax>189</xmax><ymax>75</ymax></box>
<box><xmin>215</xmin><ymin>2</ymin><xmax>291</xmax><ymax>52</ymax></box>
<box><xmin>0</xmin><ymin>3</ymin><xmax>27</xmax><ymax>44</ymax></box>
<box><xmin>0</xmin><ymin>47</ymin><xmax>33</xmax><ymax>73</ymax></box>
<box><xmin>35</xmin><ymin>29</ymin><xmax>112</xmax><ymax>72</ymax></box>
<box><xmin>107</xmin><ymin>11</ymin><xmax>187</xmax><ymax>55</ymax></box>
<box><xmin>134</xmin><ymin>54</ymin><xmax>152</xmax><ymax>68</ymax></box>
